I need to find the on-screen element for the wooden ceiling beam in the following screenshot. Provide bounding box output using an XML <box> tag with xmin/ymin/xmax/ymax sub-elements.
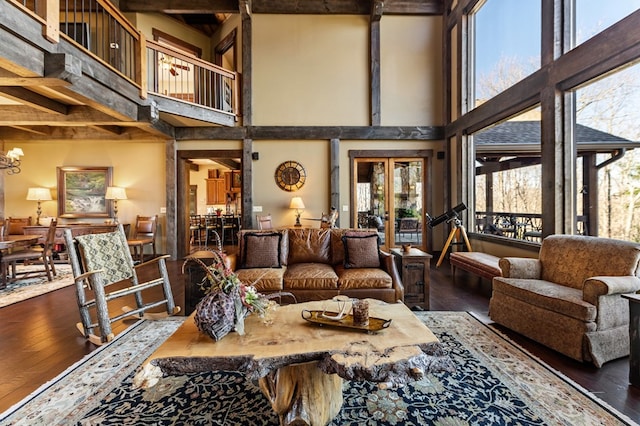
<box><xmin>119</xmin><ymin>0</ymin><xmax>239</xmax><ymax>14</ymax></box>
<box><xmin>4</xmin><ymin>125</ymin><xmax>51</xmax><ymax>136</ymax></box>
<box><xmin>0</xmin><ymin>77</ymin><xmax>70</xmax><ymax>87</ymax></box>
<box><xmin>0</xmin><ymin>125</ymin><xmax>166</xmax><ymax>141</ymax></box>
<box><xmin>119</xmin><ymin>0</ymin><xmax>443</xmax><ymax>15</ymax></box>
<box><xmin>0</xmin><ymin>105</ymin><xmax>134</xmax><ymax>125</ymax></box>
<box><xmin>0</xmin><ymin>87</ymin><xmax>68</xmax><ymax>114</ymax></box>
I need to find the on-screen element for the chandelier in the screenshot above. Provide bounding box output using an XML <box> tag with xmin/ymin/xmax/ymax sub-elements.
<box><xmin>1</xmin><ymin>147</ymin><xmax>23</xmax><ymax>174</ymax></box>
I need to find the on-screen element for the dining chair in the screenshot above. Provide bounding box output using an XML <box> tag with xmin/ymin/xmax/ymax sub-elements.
<box><xmin>203</xmin><ymin>214</ymin><xmax>223</xmax><ymax>251</ymax></box>
<box><xmin>1</xmin><ymin>219</ymin><xmax>57</xmax><ymax>287</ymax></box>
<box><xmin>127</xmin><ymin>215</ymin><xmax>158</xmax><ymax>263</ymax></box>
<box><xmin>257</xmin><ymin>214</ymin><xmax>273</xmax><ymax>230</ymax></box>
<box><xmin>64</xmin><ymin>224</ymin><xmax>180</xmax><ymax>345</ymax></box>
<box><xmin>189</xmin><ymin>214</ymin><xmax>204</xmax><ymax>247</ymax></box>
<box><xmin>6</xmin><ymin>217</ymin><xmax>32</xmax><ymax>235</ymax></box>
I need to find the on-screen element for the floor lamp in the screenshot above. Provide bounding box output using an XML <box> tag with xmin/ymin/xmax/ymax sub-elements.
<box><xmin>26</xmin><ymin>187</ymin><xmax>52</xmax><ymax>225</ymax></box>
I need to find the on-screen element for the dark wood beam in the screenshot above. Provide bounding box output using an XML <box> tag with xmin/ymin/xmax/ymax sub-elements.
<box><xmin>149</xmin><ymin>95</ymin><xmax>236</xmax><ymax>127</ymax></box>
<box><xmin>370</xmin><ymin>1</ymin><xmax>382</xmax><ymax>126</ymax></box>
<box><xmin>119</xmin><ymin>0</ymin><xmax>443</xmax><ymax>15</ymax></box>
<box><xmin>176</xmin><ymin>125</ymin><xmax>444</xmax><ymax>140</ymax></box>
<box><xmin>119</xmin><ymin>0</ymin><xmax>239</xmax><ymax>14</ymax></box>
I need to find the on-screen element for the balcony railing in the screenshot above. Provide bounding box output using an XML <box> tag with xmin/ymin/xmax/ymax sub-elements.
<box><xmin>475</xmin><ymin>211</ymin><xmax>588</xmax><ymax>242</ymax></box>
<box><xmin>146</xmin><ymin>41</ymin><xmax>238</xmax><ymax>115</ymax></box>
<box><xmin>10</xmin><ymin>0</ymin><xmax>238</xmax><ymax>118</ymax></box>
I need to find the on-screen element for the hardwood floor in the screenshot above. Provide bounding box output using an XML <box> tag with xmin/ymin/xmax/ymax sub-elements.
<box><xmin>1</xmin><ymin>255</ymin><xmax>639</xmax><ymax>422</ymax></box>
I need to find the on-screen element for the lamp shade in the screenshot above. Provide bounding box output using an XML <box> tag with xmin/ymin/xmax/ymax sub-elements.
<box><xmin>290</xmin><ymin>197</ymin><xmax>305</xmax><ymax>210</ymax></box>
<box><xmin>26</xmin><ymin>187</ymin><xmax>52</xmax><ymax>201</ymax></box>
<box><xmin>105</xmin><ymin>186</ymin><xmax>128</xmax><ymax>200</ymax></box>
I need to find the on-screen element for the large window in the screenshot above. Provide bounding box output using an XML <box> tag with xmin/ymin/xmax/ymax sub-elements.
<box><xmin>574</xmin><ymin>0</ymin><xmax>640</xmax><ymax>48</ymax></box>
<box><xmin>472</xmin><ymin>0</ymin><xmax>541</xmax><ymax>106</ymax></box>
<box><xmin>473</xmin><ymin>109</ymin><xmax>543</xmax><ymax>241</ymax></box>
<box><xmin>574</xmin><ymin>63</ymin><xmax>640</xmax><ymax>240</ymax></box>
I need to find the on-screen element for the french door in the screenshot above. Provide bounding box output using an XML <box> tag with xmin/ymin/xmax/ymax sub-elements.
<box><xmin>353</xmin><ymin>157</ymin><xmax>427</xmax><ymax>251</ymax></box>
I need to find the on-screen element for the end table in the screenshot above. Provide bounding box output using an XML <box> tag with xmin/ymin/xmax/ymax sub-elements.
<box><xmin>391</xmin><ymin>247</ymin><xmax>432</xmax><ymax>310</ymax></box>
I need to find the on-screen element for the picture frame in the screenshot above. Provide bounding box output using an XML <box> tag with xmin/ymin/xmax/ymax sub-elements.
<box><xmin>57</xmin><ymin>166</ymin><xmax>113</xmax><ymax>218</ymax></box>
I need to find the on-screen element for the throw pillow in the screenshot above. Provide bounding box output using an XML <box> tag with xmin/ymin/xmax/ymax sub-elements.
<box><xmin>342</xmin><ymin>233</ymin><xmax>381</xmax><ymax>269</ymax></box>
<box><xmin>242</xmin><ymin>232</ymin><xmax>283</xmax><ymax>268</ymax></box>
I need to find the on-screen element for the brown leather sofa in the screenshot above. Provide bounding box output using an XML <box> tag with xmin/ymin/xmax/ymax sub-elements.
<box><xmin>232</xmin><ymin>227</ymin><xmax>404</xmax><ymax>303</ymax></box>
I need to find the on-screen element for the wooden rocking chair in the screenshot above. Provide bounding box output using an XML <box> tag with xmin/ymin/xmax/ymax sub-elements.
<box><xmin>64</xmin><ymin>224</ymin><xmax>180</xmax><ymax>345</ymax></box>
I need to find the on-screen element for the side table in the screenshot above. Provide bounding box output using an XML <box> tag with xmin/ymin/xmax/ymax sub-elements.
<box><xmin>390</xmin><ymin>247</ymin><xmax>432</xmax><ymax>310</ymax></box>
<box><xmin>622</xmin><ymin>294</ymin><xmax>640</xmax><ymax>386</ymax></box>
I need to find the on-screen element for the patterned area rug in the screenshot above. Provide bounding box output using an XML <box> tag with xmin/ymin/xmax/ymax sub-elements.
<box><xmin>0</xmin><ymin>312</ymin><xmax>636</xmax><ymax>425</ymax></box>
<box><xmin>0</xmin><ymin>264</ymin><xmax>73</xmax><ymax>308</ymax></box>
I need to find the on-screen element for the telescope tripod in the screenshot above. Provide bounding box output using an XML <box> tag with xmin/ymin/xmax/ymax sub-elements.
<box><xmin>436</xmin><ymin>217</ymin><xmax>472</xmax><ymax>267</ymax></box>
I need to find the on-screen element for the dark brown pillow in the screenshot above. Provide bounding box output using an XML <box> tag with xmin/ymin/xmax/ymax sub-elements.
<box><xmin>242</xmin><ymin>232</ymin><xmax>283</xmax><ymax>268</ymax></box>
<box><xmin>342</xmin><ymin>233</ymin><xmax>381</xmax><ymax>269</ymax></box>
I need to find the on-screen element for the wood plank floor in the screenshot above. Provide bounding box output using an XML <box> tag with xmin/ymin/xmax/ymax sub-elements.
<box><xmin>1</xmin><ymin>255</ymin><xmax>639</xmax><ymax>422</ymax></box>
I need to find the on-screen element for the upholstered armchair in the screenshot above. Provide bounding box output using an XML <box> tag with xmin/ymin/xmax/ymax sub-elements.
<box><xmin>490</xmin><ymin>234</ymin><xmax>640</xmax><ymax>367</ymax></box>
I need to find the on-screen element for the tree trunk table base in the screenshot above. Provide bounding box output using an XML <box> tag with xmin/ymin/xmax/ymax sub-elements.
<box><xmin>259</xmin><ymin>361</ymin><xmax>343</xmax><ymax>426</ymax></box>
<box><xmin>134</xmin><ymin>299</ymin><xmax>454</xmax><ymax>426</ymax></box>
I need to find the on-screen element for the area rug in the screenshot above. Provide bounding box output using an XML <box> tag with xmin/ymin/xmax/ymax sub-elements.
<box><xmin>1</xmin><ymin>312</ymin><xmax>636</xmax><ymax>425</ymax></box>
<box><xmin>0</xmin><ymin>264</ymin><xmax>73</xmax><ymax>308</ymax></box>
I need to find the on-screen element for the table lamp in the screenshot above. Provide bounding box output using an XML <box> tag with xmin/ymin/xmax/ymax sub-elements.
<box><xmin>105</xmin><ymin>186</ymin><xmax>127</xmax><ymax>224</ymax></box>
<box><xmin>26</xmin><ymin>187</ymin><xmax>52</xmax><ymax>225</ymax></box>
<box><xmin>290</xmin><ymin>196</ymin><xmax>305</xmax><ymax>227</ymax></box>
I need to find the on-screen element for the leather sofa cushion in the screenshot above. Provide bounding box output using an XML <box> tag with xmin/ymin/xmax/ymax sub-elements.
<box><xmin>331</xmin><ymin>229</ymin><xmax>378</xmax><ymax>266</ymax></box>
<box><xmin>236</xmin><ymin>267</ymin><xmax>285</xmax><ymax>292</ymax></box>
<box><xmin>241</xmin><ymin>232</ymin><xmax>282</xmax><ymax>268</ymax></box>
<box><xmin>335</xmin><ymin>265</ymin><xmax>392</xmax><ymax>289</ymax></box>
<box><xmin>237</xmin><ymin>229</ymin><xmax>289</xmax><ymax>267</ymax></box>
<box><xmin>342</xmin><ymin>233</ymin><xmax>380</xmax><ymax>268</ymax></box>
<box><xmin>284</xmin><ymin>263</ymin><xmax>338</xmax><ymax>289</ymax></box>
<box><xmin>288</xmin><ymin>228</ymin><xmax>331</xmax><ymax>264</ymax></box>
<box><xmin>493</xmin><ymin>277</ymin><xmax>597</xmax><ymax>322</ymax></box>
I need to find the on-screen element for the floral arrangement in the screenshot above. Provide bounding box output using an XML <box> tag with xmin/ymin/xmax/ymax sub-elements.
<box><xmin>184</xmin><ymin>251</ymin><xmax>276</xmax><ymax>340</ymax></box>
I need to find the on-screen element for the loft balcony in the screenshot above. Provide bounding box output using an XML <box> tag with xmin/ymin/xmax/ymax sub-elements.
<box><xmin>0</xmin><ymin>0</ymin><xmax>238</xmax><ymax>141</ymax></box>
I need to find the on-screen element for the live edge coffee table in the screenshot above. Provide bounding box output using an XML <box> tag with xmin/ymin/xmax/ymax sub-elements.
<box><xmin>134</xmin><ymin>299</ymin><xmax>453</xmax><ymax>426</ymax></box>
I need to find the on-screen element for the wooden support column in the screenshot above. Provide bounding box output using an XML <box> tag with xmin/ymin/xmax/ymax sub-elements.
<box><xmin>240</xmin><ymin>0</ymin><xmax>252</xmax><ymax>125</ymax></box>
<box><xmin>242</xmin><ymin>138</ymin><xmax>253</xmax><ymax>230</ymax></box>
<box><xmin>583</xmin><ymin>153</ymin><xmax>598</xmax><ymax>236</ymax></box>
<box><xmin>330</xmin><ymin>138</ymin><xmax>340</xmax><ymax>227</ymax></box>
<box><xmin>370</xmin><ymin>1</ymin><xmax>382</xmax><ymax>126</ymax></box>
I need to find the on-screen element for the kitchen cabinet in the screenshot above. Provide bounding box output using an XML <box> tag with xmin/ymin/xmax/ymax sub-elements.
<box><xmin>206</xmin><ymin>178</ymin><xmax>227</xmax><ymax>205</ymax></box>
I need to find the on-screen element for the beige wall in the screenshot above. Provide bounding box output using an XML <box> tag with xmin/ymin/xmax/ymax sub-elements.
<box><xmin>5</xmin><ymin>141</ymin><xmax>168</xmax><ymax>251</ymax></box>
<box><xmin>253</xmin><ymin>15</ymin><xmax>370</xmax><ymax>126</ymax></box>
<box><xmin>381</xmin><ymin>16</ymin><xmax>443</xmax><ymax>125</ymax></box>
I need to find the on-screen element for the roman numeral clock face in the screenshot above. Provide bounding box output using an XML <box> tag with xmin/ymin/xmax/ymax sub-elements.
<box><xmin>275</xmin><ymin>161</ymin><xmax>306</xmax><ymax>192</ymax></box>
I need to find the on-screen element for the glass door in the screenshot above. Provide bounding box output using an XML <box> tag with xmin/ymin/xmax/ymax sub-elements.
<box><xmin>354</xmin><ymin>158</ymin><xmax>426</xmax><ymax>250</ymax></box>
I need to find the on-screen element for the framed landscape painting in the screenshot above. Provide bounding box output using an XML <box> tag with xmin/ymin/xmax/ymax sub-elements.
<box><xmin>57</xmin><ymin>166</ymin><xmax>113</xmax><ymax>218</ymax></box>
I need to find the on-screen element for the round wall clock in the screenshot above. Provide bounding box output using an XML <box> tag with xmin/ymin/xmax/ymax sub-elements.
<box><xmin>275</xmin><ymin>161</ymin><xmax>307</xmax><ymax>192</ymax></box>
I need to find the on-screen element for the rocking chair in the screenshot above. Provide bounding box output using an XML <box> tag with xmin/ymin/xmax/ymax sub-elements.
<box><xmin>64</xmin><ymin>224</ymin><xmax>180</xmax><ymax>345</ymax></box>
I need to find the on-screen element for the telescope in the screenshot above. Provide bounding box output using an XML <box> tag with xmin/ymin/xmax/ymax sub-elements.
<box><xmin>426</xmin><ymin>202</ymin><xmax>467</xmax><ymax>228</ymax></box>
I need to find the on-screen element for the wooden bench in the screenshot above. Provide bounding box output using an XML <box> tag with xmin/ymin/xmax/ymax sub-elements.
<box><xmin>449</xmin><ymin>252</ymin><xmax>502</xmax><ymax>281</ymax></box>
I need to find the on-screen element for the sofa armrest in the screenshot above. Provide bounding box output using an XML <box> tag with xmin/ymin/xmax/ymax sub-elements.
<box><xmin>498</xmin><ymin>257</ymin><xmax>541</xmax><ymax>279</ymax></box>
<box><xmin>380</xmin><ymin>250</ymin><xmax>404</xmax><ymax>302</ymax></box>
<box><xmin>583</xmin><ymin>276</ymin><xmax>640</xmax><ymax>304</ymax></box>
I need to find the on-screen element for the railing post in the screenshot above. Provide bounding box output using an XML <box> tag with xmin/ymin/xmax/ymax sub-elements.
<box><xmin>42</xmin><ymin>0</ymin><xmax>60</xmax><ymax>43</ymax></box>
<box><xmin>138</xmin><ymin>32</ymin><xmax>147</xmax><ymax>99</ymax></box>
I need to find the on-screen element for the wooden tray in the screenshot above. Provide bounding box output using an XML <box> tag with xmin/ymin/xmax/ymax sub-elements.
<box><xmin>301</xmin><ymin>310</ymin><xmax>392</xmax><ymax>333</ymax></box>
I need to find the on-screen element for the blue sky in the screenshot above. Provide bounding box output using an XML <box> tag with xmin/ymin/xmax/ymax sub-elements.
<box><xmin>475</xmin><ymin>0</ymin><xmax>640</xmax><ymax>76</ymax></box>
